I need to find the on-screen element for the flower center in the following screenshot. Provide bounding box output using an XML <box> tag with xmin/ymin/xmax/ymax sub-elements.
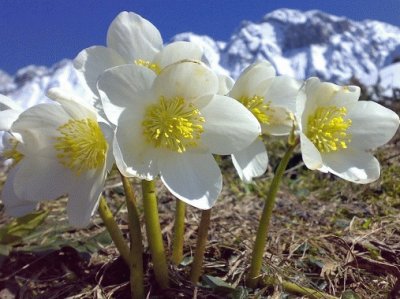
<box><xmin>306</xmin><ymin>106</ymin><xmax>352</xmax><ymax>153</ymax></box>
<box><xmin>134</xmin><ymin>59</ymin><xmax>161</xmax><ymax>74</ymax></box>
<box><xmin>142</xmin><ymin>96</ymin><xmax>205</xmax><ymax>153</ymax></box>
<box><xmin>239</xmin><ymin>95</ymin><xmax>271</xmax><ymax>124</ymax></box>
<box><xmin>54</xmin><ymin>118</ymin><xmax>108</xmax><ymax>175</ymax></box>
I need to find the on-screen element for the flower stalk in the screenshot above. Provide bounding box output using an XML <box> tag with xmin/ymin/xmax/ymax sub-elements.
<box><xmin>121</xmin><ymin>174</ymin><xmax>144</xmax><ymax>299</ymax></box>
<box><xmin>98</xmin><ymin>196</ymin><xmax>130</xmax><ymax>265</ymax></box>
<box><xmin>141</xmin><ymin>179</ymin><xmax>169</xmax><ymax>289</ymax></box>
<box><xmin>171</xmin><ymin>199</ymin><xmax>186</xmax><ymax>265</ymax></box>
<box><xmin>190</xmin><ymin>208</ymin><xmax>212</xmax><ymax>283</ymax></box>
<box><xmin>247</xmin><ymin>141</ymin><xmax>298</xmax><ymax>288</ymax></box>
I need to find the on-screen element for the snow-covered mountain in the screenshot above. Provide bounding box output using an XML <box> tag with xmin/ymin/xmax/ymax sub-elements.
<box><xmin>1</xmin><ymin>8</ymin><xmax>400</xmax><ymax>109</ymax></box>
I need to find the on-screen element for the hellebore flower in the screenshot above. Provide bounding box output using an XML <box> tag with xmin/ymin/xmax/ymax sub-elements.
<box><xmin>297</xmin><ymin>77</ymin><xmax>400</xmax><ymax>183</ymax></box>
<box><xmin>98</xmin><ymin>60</ymin><xmax>261</xmax><ymax>209</ymax></box>
<box><xmin>229</xmin><ymin>61</ymin><xmax>301</xmax><ymax>182</ymax></box>
<box><xmin>2</xmin><ymin>89</ymin><xmax>114</xmax><ymax>227</ymax></box>
<box><xmin>74</xmin><ymin>11</ymin><xmax>203</xmax><ymax>95</ymax></box>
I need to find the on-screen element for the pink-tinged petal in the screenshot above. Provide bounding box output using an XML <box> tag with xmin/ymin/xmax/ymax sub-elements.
<box><xmin>107</xmin><ymin>11</ymin><xmax>162</xmax><ymax>62</ymax></box>
<box><xmin>232</xmin><ymin>138</ymin><xmax>268</xmax><ymax>183</ymax></box>
<box><xmin>73</xmin><ymin>46</ymin><xmax>126</xmax><ymax>94</ymax></box>
<box><xmin>159</xmin><ymin>151</ymin><xmax>222</xmax><ymax>209</ymax></box>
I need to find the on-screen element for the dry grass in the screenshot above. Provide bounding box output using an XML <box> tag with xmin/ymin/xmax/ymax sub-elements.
<box><xmin>0</xmin><ymin>101</ymin><xmax>399</xmax><ymax>299</ymax></box>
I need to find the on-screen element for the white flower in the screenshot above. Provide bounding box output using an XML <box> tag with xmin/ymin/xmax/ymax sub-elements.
<box><xmin>297</xmin><ymin>77</ymin><xmax>400</xmax><ymax>183</ymax></box>
<box><xmin>74</xmin><ymin>11</ymin><xmax>203</xmax><ymax>95</ymax></box>
<box><xmin>2</xmin><ymin>89</ymin><xmax>114</xmax><ymax>227</ymax></box>
<box><xmin>228</xmin><ymin>61</ymin><xmax>301</xmax><ymax>183</ymax></box>
<box><xmin>98</xmin><ymin>61</ymin><xmax>261</xmax><ymax>209</ymax></box>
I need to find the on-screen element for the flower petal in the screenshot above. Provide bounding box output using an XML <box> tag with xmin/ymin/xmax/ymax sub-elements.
<box><xmin>73</xmin><ymin>46</ymin><xmax>126</xmax><ymax>94</ymax></box>
<box><xmin>2</xmin><ymin>167</ymin><xmax>38</xmax><ymax>217</ymax></box>
<box><xmin>348</xmin><ymin>101</ymin><xmax>400</xmax><ymax>150</ymax></box>
<box><xmin>0</xmin><ymin>109</ymin><xmax>21</xmax><ymax>131</ymax></box>
<box><xmin>67</xmin><ymin>168</ymin><xmax>105</xmax><ymax>227</ymax></box>
<box><xmin>322</xmin><ymin>150</ymin><xmax>380</xmax><ymax>184</ymax></box>
<box><xmin>13</xmin><ymin>156</ymin><xmax>74</xmax><ymax>201</ymax></box>
<box><xmin>152</xmin><ymin>41</ymin><xmax>203</xmax><ymax>69</ymax></box>
<box><xmin>98</xmin><ymin>64</ymin><xmax>156</xmax><ymax>124</ymax></box>
<box><xmin>159</xmin><ymin>152</ymin><xmax>222</xmax><ymax>209</ymax></box>
<box><xmin>300</xmin><ymin>132</ymin><xmax>324</xmax><ymax>170</ymax></box>
<box><xmin>264</xmin><ymin>76</ymin><xmax>301</xmax><ymax>114</ymax></box>
<box><xmin>106</xmin><ymin>11</ymin><xmax>162</xmax><ymax>62</ymax></box>
<box><xmin>218</xmin><ymin>74</ymin><xmax>234</xmax><ymax>95</ymax></box>
<box><xmin>201</xmin><ymin>95</ymin><xmax>260</xmax><ymax>154</ymax></box>
<box><xmin>232</xmin><ymin>138</ymin><xmax>268</xmax><ymax>183</ymax></box>
<box><xmin>153</xmin><ymin>61</ymin><xmax>219</xmax><ymax>101</ymax></box>
<box><xmin>114</xmin><ymin>108</ymin><xmax>158</xmax><ymax>180</ymax></box>
<box><xmin>0</xmin><ymin>94</ymin><xmax>21</xmax><ymax>111</ymax></box>
<box><xmin>229</xmin><ymin>61</ymin><xmax>276</xmax><ymax>99</ymax></box>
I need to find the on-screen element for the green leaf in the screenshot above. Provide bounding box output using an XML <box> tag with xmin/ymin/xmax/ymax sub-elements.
<box><xmin>232</xmin><ymin>286</ymin><xmax>249</xmax><ymax>299</ymax></box>
<box><xmin>202</xmin><ymin>275</ymin><xmax>235</xmax><ymax>293</ymax></box>
<box><xmin>0</xmin><ymin>210</ymin><xmax>48</xmax><ymax>245</ymax></box>
<box><xmin>341</xmin><ymin>290</ymin><xmax>361</xmax><ymax>299</ymax></box>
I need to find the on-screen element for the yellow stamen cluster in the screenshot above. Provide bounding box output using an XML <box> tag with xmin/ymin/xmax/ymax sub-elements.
<box><xmin>142</xmin><ymin>96</ymin><xmax>205</xmax><ymax>153</ymax></box>
<box><xmin>306</xmin><ymin>106</ymin><xmax>352</xmax><ymax>153</ymax></box>
<box><xmin>2</xmin><ymin>139</ymin><xmax>23</xmax><ymax>164</ymax></box>
<box><xmin>239</xmin><ymin>95</ymin><xmax>271</xmax><ymax>124</ymax></box>
<box><xmin>54</xmin><ymin>118</ymin><xmax>108</xmax><ymax>175</ymax></box>
<box><xmin>134</xmin><ymin>59</ymin><xmax>161</xmax><ymax>74</ymax></box>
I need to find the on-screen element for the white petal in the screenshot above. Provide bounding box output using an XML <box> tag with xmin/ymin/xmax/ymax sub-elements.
<box><xmin>1</xmin><ymin>167</ymin><xmax>38</xmax><ymax>217</ymax></box>
<box><xmin>201</xmin><ymin>95</ymin><xmax>261</xmax><ymax>154</ymax></box>
<box><xmin>73</xmin><ymin>46</ymin><xmax>126</xmax><ymax>94</ymax></box>
<box><xmin>300</xmin><ymin>132</ymin><xmax>324</xmax><ymax>170</ymax></box>
<box><xmin>217</xmin><ymin>74</ymin><xmax>234</xmax><ymax>95</ymax></box>
<box><xmin>0</xmin><ymin>94</ymin><xmax>21</xmax><ymax>111</ymax></box>
<box><xmin>98</xmin><ymin>64</ymin><xmax>156</xmax><ymax>124</ymax></box>
<box><xmin>159</xmin><ymin>152</ymin><xmax>222</xmax><ymax>209</ymax></box>
<box><xmin>264</xmin><ymin>76</ymin><xmax>301</xmax><ymax>114</ymax></box>
<box><xmin>67</xmin><ymin>168</ymin><xmax>105</xmax><ymax>228</ymax></box>
<box><xmin>154</xmin><ymin>61</ymin><xmax>219</xmax><ymax>101</ymax></box>
<box><xmin>47</xmin><ymin>88</ymin><xmax>96</xmax><ymax>120</ymax></box>
<box><xmin>330</xmin><ymin>85</ymin><xmax>360</xmax><ymax>106</ymax></box>
<box><xmin>322</xmin><ymin>150</ymin><xmax>380</xmax><ymax>184</ymax></box>
<box><xmin>348</xmin><ymin>101</ymin><xmax>400</xmax><ymax>150</ymax></box>
<box><xmin>229</xmin><ymin>61</ymin><xmax>276</xmax><ymax>99</ymax></box>
<box><xmin>263</xmin><ymin>106</ymin><xmax>294</xmax><ymax>136</ymax></box>
<box><xmin>106</xmin><ymin>11</ymin><xmax>162</xmax><ymax>62</ymax></box>
<box><xmin>114</xmin><ymin>109</ymin><xmax>158</xmax><ymax>180</ymax></box>
<box><xmin>152</xmin><ymin>41</ymin><xmax>203</xmax><ymax>69</ymax></box>
<box><xmin>13</xmin><ymin>156</ymin><xmax>74</xmax><ymax>201</ymax></box>
<box><xmin>0</xmin><ymin>109</ymin><xmax>21</xmax><ymax>131</ymax></box>
<box><xmin>232</xmin><ymin>138</ymin><xmax>268</xmax><ymax>183</ymax></box>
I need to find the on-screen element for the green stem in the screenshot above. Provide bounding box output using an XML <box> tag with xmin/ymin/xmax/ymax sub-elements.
<box><xmin>98</xmin><ymin>196</ymin><xmax>130</xmax><ymax>265</ymax></box>
<box><xmin>141</xmin><ymin>180</ymin><xmax>169</xmax><ymax>289</ymax></box>
<box><xmin>263</xmin><ymin>276</ymin><xmax>339</xmax><ymax>299</ymax></box>
<box><xmin>190</xmin><ymin>209</ymin><xmax>212</xmax><ymax>284</ymax></box>
<box><xmin>171</xmin><ymin>199</ymin><xmax>186</xmax><ymax>265</ymax></box>
<box><xmin>247</xmin><ymin>142</ymin><xmax>297</xmax><ymax>288</ymax></box>
<box><xmin>121</xmin><ymin>174</ymin><xmax>144</xmax><ymax>299</ymax></box>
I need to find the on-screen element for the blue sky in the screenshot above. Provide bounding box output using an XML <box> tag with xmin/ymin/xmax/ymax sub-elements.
<box><xmin>1</xmin><ymin>0</ymin><xmax>400</xmax><ymax>74</ymax></box>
